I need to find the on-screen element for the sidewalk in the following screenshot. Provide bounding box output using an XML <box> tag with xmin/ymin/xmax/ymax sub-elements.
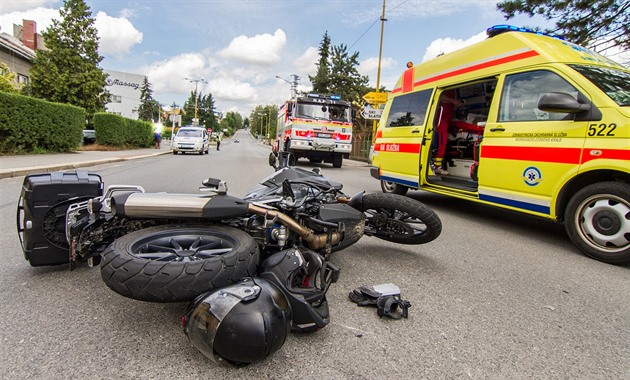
<box><xmin>0</xmin><ymin>140</ymin><xmax>370</xmax><ymax>180</ymax></box>
<box><xmin>0</xmin><ymin>144</ymin><xmax>171</xmax><ymax>179</ymax></box>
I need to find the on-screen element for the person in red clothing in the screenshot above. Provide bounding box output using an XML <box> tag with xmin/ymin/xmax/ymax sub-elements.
<box><xmin>431</xmin><ymin>89</ymin><xmax>464</xmax><ymax>175</ymax></box>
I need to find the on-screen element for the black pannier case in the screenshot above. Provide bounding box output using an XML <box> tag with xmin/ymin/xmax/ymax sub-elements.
<box><xmin>17</xmin><ymin>171</ymin><xmax>103</xmax><ymax>266</ymax></box>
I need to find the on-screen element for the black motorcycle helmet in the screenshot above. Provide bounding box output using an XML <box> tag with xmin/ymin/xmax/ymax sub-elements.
<box><xmin>259</xmin><ymin>248</ymin><xmax>339</xmax><ymax>333</ymax></box>
<box><xmin>183</xmin><ymin>278</ymin><xmax>291</xmax><ymax>365</ymax></box>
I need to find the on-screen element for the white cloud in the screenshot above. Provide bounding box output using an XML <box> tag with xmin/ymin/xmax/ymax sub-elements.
<box><xmin>0</xmin><ymin>8</ymin><xmax>142</xmax><ymax>57</ymax></box>
<box><xmin>143</xmin><ymin>53</ymin><xmax>207</xmax><ymax>93</ymax></box>
<box><xmin>0</xmin><ymin>0</ymin><xmax>58</xmax><ymax>13</ymax></box>
<box><xmin>0</xmin><ymin>7</ymin><xmax>58</xmax><ymax>34</ymax></box>
<box><xmin>359</xmin><ymin>56</ymin><xmax>397</xmax><ymax>75</ymax></box>
<box><xmin>208</xmin><ymin>77</ymin><xmax>257</xmax><ymax>102</ymax></box>
<box><xmin>217</xmin><ymin>29</ymin><xmax>286</xmax><ymax>65</ymax></box>
<box><xmin>422</xmin><ymin>31</ymin><xmax>487</xmax><ymax>62</ymax></box>
<box><xmin>293</xmin><ymin>46</ymin><xmax>318</xmax><ymax>75</ymax></box>
<box><xmin>94</xmin><ymin>11</ymin><xmax>142</xmax><ymax>56</ymax></box>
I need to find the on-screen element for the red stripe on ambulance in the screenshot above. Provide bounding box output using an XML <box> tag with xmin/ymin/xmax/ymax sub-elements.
<box><xmin>481</xmin><ymin>145</ymin><xmax>628</xmax><ymax>165</ymax></box>
<box><xmin>374</xmin><ymin>143</ymin><xmax>421</xmax><ymax>154</ymax></box>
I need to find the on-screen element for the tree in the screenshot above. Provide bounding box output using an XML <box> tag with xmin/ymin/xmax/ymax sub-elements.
<box><xmin>497</xmin><ymin>0</ymin><xmax>630</xmax><ymax>54</ymax></box>
<box><xmin>183</xmin><ymin>90</ymin><xmax>220</xmax><ymax>131</ymax></box>
<box><xmin>309</xmin><ymin>31</ymin><xmax>332</xmax><ymax>94</ymax></box>
<box><xmin>0</xmin><ymin>63</ymin><xmax>19</xmax><ymax>93</ymax></box>
<box><xmin>219</xmin><ymin>111</ymin><xmax>244</xmax><ymax>136</ymax></box>
<box><xmin>29</xmin><ymin>0</ymin><xmax>109</xmax><ymax>116</ymax></box>
<box><xmin>198</xmin><ymin>93</ymin><xmax>220</xmax><ymax>132</ymax></box>
<box><xmin>329</xmin><ymin>44</ymin><xmax>370</xmax><ymax>104</ymax></box>
<box><xmin>137</xmin><ymin>76</ymin><xmax>155</xmax><ymax>121</ymax></box>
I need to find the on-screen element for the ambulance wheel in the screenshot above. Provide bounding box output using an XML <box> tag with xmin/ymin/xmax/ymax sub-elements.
<box><xmin>380</xmin><ymin>180</ymin><xmax>409</xmax><ymax>196</ymax></box>
<box><xmin>100</xmin><ymin>225</ymin><xmax>260</xmax><ymax>302</ymax></box>
<box><xmin>564</xmin><ymin>182</ymin><xmax>630</xmax><ymax>264</ymax></box>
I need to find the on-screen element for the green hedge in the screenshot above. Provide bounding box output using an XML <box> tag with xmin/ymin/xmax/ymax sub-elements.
<box><xmin>93</xmin><ymin>113</ymin><xmax>153</xmax><ymax>148</ymax></box>
<box><xmin>0</xmin><ymin>91</ymin><xmax>85</xmax><ymax>154</ymax></box>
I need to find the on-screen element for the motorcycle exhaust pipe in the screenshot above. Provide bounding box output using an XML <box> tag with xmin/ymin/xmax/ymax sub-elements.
<box><xmin>110</xmin><ymin>193</ymin><xmax>250</xmax><ymax>220</ymax></box>
<box><xmin>247</xmin><ymin>204</ymin><xmax>341</xmax><ymax>251</ymax></box>
<box><xmin>110</xmin><ymin>193</ymin><xmax>341</xmax><ymax>251</ymax></box>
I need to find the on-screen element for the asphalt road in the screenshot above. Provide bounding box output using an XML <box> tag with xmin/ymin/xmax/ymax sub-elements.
<box><xmin>1</xmin><ymin>129</ymin><xmax>628</xmax><ymax>379</ymax></box>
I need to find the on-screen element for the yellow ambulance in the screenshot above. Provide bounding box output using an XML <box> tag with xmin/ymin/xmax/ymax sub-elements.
<box><xmin>370</xmin><ymin>25</ymin><xmax>630</xmax><ymax>264</ymax></box>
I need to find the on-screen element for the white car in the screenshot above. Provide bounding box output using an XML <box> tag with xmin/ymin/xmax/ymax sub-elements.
<box><xmin>172</xmin><ymin>127</ymin><xmax>209</xmax><ymax>155</ymax></box>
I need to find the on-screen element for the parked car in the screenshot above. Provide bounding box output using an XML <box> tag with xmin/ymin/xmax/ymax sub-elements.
<box><xmin>82</xmin><ymin>129</ymin><xmax>96</xmax><ymax>144</ymax></box>
<box><xmin>172</xmin><ymin>127</ymin><xmax>209</xmax><ymax>155</ymax></box>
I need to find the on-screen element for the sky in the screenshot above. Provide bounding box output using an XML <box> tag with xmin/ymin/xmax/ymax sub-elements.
<box><xmin>0</xmin><ymin>0</ymin><xmax>627</xmax><ymax>118</ymax></box>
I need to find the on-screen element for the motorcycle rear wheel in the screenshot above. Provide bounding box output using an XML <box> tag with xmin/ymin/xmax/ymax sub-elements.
<box><xmin>360</xmin><ymin>193</ymin><xmax>441</xmax><ymax>244</ymax></box>
<box><xmin>100</xmin><ymin>225</ymin><xmax>259</xmax><ymax>302</ymax></box>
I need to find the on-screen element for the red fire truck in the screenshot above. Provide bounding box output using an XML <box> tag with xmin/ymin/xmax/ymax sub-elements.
<box><xmin>275</xmin><ymin>93</ymin><xmax>353</xmax><ymax>168</ymax></box>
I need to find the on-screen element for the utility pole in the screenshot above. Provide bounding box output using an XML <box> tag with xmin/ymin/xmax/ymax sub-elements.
<box><xmin>185</xmin><ymin>77</ymin><xmax>207</xmax><ymax>126</ymax></box>
<box><xmin>372</xmin><ymin>0</ymin><xmax>387</xmax><ymax>144</ymax></box>
<box><xmin>276</xmin><ymin>74</ymin><xmax>300</xmax><ymax>98</ymax></box>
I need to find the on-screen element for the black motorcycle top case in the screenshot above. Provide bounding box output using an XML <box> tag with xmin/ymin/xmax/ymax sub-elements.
<box><xmin>17</xmin><ymin>171</ymin><xmax>103</xmax><ymax>266</ymax></box>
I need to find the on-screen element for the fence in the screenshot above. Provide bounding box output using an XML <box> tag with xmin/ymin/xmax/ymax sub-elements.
<box><xmin>350</xmin><ymin>136</ymin><xmax>372</xmax><ymax>162</ymax></box>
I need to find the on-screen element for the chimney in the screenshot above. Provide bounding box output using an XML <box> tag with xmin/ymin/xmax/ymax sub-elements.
<box><xmin>22</xmin><ymin>20</ymin><xmax>37</xmax><ymax>50</ymax></box>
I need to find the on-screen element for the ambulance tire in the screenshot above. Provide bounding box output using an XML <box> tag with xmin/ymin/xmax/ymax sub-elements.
<box><xmin>380</xmin><ymin>180</ymin><xmax>409</xmax><ymax>196</ymax></box>
<box><xmin>564</xmin><ymin>182</ymin><xmax>630</xmax><ymax>265</ymax></box>
<box><xmin>100</xmin><ymin>225</ymin><xmax>260</xmax><ymax>302</ymax></box>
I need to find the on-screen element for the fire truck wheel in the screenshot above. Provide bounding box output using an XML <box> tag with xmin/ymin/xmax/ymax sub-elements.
<box><xmin>100</xmin><ymin>225</ymin><xmax>260</xmax><ymax>302</ymax></box>
<box><xmin>332</xmin><ymin>155</ymin><xmax>343</xmax><ymax>168</ymax></box>
<box><xmin>564</xmin><ymin>182</ymin><xmax>630</xmax><ymax>265</ymax></box>
<box><xmin>380</xmin><ymin>180</ymin><xmax>409</xmax><ymax>196</ymax></box>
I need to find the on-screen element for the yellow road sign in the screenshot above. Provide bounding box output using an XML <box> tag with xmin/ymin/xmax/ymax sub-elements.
<box><xmin>363</xmin><ymin>91</ymin><xmax>388</xmax><ymax>104</ymax></box>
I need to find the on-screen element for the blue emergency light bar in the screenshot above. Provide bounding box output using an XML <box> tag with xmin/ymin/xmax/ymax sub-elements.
<box><xmin>487</xmin><ymin>25</ymin><xmax>563</xmax><ymax>40</ymax></box>
<box><xmin>306</xmin><ymin>93</ymin><xmax>342</xmax><ymax>100</ymax></box>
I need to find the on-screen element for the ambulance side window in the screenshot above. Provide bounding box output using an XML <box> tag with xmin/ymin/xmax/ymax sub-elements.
<box><xmin>385</xmin><ymin>89</ymin><xmax>433</xmax><ymax>127</ymax></box>
<box><xmin>499</xmin><ymin>70</ymin><xmax>579</xmax><ymax>122</ymax></box>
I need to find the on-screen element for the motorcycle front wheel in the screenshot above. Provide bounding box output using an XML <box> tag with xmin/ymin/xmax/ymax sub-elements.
<box><xmin>100</xmin><ymin>225</ymin><xmax>260</xmax><ymax>302</ymax></box>
<box><xmin>360</xmin><ymin>193</ymin><xmax>442</xmax><ymax>245</ymax></box>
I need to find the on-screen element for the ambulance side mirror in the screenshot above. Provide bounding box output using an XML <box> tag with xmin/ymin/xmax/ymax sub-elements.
<box><xmin>538</xmin><ymin>92</ymin><xmax>591</xmax><ymax>114</ymax></box>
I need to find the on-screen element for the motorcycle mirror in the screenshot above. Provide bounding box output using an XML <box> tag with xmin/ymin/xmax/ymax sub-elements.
<box><xmin>282</xmin><ymin>179</ymin><xmax>295</xmax><ymax>201</ymax></box>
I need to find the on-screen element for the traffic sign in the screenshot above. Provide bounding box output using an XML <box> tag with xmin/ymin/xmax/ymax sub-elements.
<box><xmin>362</xmin><ymin>91</ymin><xmax>388</xmax><ymax>104</ymax></box>
<box><xmin>361</xmin><ymin>106</ymin><xmax>383</xmax><ymax>120</ymax></box>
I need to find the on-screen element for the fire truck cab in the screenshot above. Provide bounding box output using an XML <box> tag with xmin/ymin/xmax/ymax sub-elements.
<box><xmin>275</xmin><ymin>93</ymin><xmax>353</xmax><ymax>168</ymax></box>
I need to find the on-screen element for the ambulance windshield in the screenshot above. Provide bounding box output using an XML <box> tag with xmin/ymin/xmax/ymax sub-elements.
<box><xmin>569</xmin><ymin>65</ymin><xmax>630</xmax><ymax>106</ymax></box>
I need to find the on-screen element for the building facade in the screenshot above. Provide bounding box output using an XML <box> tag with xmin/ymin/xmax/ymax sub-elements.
<box><xmin>104</xmin><ymin>70</ymin><xmax>145</xmax><ymax>120</ymax></box>
<box><xmin>0</xmin><ymin>20</ymin><xmax>41</xmax><ymax>87</ymax></box>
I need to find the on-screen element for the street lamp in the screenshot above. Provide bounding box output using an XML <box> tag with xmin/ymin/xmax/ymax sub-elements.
<box><xmin>257</xmin><ymin>112</ymin><xmax>267</xmax><ymax>142</ymax></box>
<box><xmin>184</xmin><ymin>77</ymin><xmax>207</xmax><ymax>126</ymax></box>
<box><xmin>275</xmin><ymin>74</ymin><xmax>300</xmax><ymax>98</ymax></box>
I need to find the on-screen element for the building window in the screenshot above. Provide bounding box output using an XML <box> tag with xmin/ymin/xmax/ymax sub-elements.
<box><xmin>17</xmin><ymin>74</ymin><xmax>29</xmax><ymax>85</ymax></box>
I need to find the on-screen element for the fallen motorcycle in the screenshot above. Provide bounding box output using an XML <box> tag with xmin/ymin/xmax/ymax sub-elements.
<box><xmin>16</xmin><ymin>152</ymin><xmax>441</xmax><ymax>365</ymax></box>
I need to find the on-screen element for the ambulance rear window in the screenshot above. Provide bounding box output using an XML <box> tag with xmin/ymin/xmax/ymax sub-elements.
<box><xmin>385</xmin><ymin>89</ymin><xmax>433</xmax><ymax>127</ymax></box>
<box><xmin>569</xmin><ymin>65</ymin><xmax>630</xmax><ymax>107</ymax></box>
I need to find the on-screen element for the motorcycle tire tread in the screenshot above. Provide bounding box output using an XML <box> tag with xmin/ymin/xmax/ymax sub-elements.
<box><xmin>99</xmin><ymin>224</ymin><xmax>260</xmax><ymax>303</ymax></box>
<box><xmin>361</xmin><ymin>193</ymin><xmax>442</xmax><ymax>245</ymax></box>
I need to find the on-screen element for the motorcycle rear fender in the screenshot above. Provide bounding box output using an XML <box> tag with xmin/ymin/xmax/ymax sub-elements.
<box><xmin>346</xmin><ymin>191</ymin><xmax>365</xmax><ymax>209</ymax></box>
<box><xmin>110</xmin><ymin>192</ymin><xmax>250</xmax><ymax>220</ymax></box>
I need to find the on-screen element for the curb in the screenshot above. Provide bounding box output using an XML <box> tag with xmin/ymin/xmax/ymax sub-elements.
<box><xmin>0</xmin><ymin>151</ymin><xmax>170</xmax><ymax>180</ymax></box>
